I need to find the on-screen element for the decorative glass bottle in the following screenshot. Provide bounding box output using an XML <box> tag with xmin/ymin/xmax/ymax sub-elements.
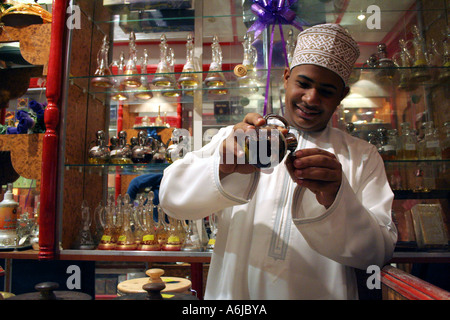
<box><xmin>205</xmin><ymin>35</ymin><xmax>227</xmax><ymax>95</ymax></box>
<box><xmin>91</xmin><ymin>35</ymin><xmax>114</xmax><ymax>88</ymax></box>
<box><xmin>237</xmin><ymin>33</ymin><xmax>259</xmax><ymax>93</ymax></box>
<box><xmin>410</xmin><ymin>25</ymin><xmax>431</xmax><ymax>83</ymax></box>
<box><xmin>393</xmin><ymin>39</ymin><xmax>418</xmax><ymax>91</ymax></box>
<box><xmin>121</xmin><ymin>31</ymin><xmax>141</xmax><ymax>88</ymax></box>
<box><xmin>178</xmin><ymin>33</ymin><xmax>199</xmax><ymax>95</ymax></box>
<box><xmin>152</xmin><ymin>34</ymin><xmax>175</xmax><ymax>88</ymax></box>
<box><xmin>134</xmin><ymin>49</ymin><xmax>153</xmax><ymax>100</ymax></box>
<box><xmin>138</xmin><ymin>192</ymin><xmax>160</xmax><ymax>251</ymax></box>
<box><xmin>156</xmin><ymin>206</ymin><xmax>168</xmax><ymax>247</ymax></box>
<box><xmin>423</xmin><ymin>121</ymin><xmax>442</xmax><ymax>160</ymax></box>
<box><xmin>181</xmin><ymin>220</ymin><xmax>202</xmax><ymax>252</ymax></box>
<box><xmin>97</xmin><ymin>195</ymin><xmax>116</xmax><ymax>250</ymax></box>
<box><xmin>438</xmin><ymin>26</ymin><xmax>450</xmax><ymax>83</ymax></box>
<box><xmin>399</xmin><ymin>122</ymin><xmax>418</xmax><ymax>160</ymax></box>
<box><xmin>375</xmin><ymin>43</ymin><xmax>396</xmax><ymax>81</ymax></box>
<box><xmin>115</xmin><ymin>194</ymin><xmax>137</xmax><ymax>250</ymax></box>
<box><xmin>162</xmin><ymin>217</ymin><xmax>182</xmax><ymax>251</ymax></box>
<box><xmin>131</xmin><ymin>131</ymin><xmax>154</xmax><ymax>164</ymax></box>
<box><xmin>74</xmin><ymin>200</ymin><xmax>95</xmax><ymax>250</ymax></box>
<box><xmin>205</xmin><ymin>214</ymin><xmax>218</xmax><ymax>252</ymax></box>
<box><xmin>286</xmin><ymin>29</ymin><xmax>296</xmax><ymax>67</ymax></box>
<box><xmin>88</xmin><ymin>130</ymin><xmax>110</xmax><ymax>164</ymax></box>
<box><xmin>111</xmin><ymin>51</ymin><xmax>129</xmax><ymax>101</ymax></box>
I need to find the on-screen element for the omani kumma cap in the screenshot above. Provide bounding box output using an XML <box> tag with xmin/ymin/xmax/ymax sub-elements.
<box><xmin>291</xmin><ymin>23</ymin><xmax>360</xmax><ymax>86</ymax></box>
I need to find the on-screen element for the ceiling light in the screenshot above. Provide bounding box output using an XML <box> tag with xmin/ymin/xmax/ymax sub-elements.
<box><xmin>357</xmin><ymin>14</ymin><xmax>366</xmax><ymax>21</ymax></box>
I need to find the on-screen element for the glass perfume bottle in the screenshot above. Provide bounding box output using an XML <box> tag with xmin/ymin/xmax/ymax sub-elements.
<box><xmin>97</xmin><ymin>195</ymin><xmax>116</xmax><ymax>250</ymax></box>
<box><xmin>181</xmin><ymin>220</ymin><xmax>202</xmax><ymax>252</ymax></box>
<box><xmin>205</xmin><ymin>214</ymin><xmax>218</xmax><ymax>252</ymax></box>
<box><xmin>138</xmin><ymin>192</ymin><xmax>160</xmax><ymax>251</ymax></box>
<box><xmin>165</xmin><ymin>129</ymin><xmax>189</xmax><ymax>163</ymax></box>
<box><xmin>132</xmin><ymin>193</ymin><xmax>146</xmax><ymax>247</ymax></box>
<box><xmin>410</xmin><ymin>25</ymin><xmax>432</xmax><ymax>83</ymax></box>
<box><xmin>110</xmin><ymin>131</ymin><xmax>132</xmax><ymax>164</ymax></box>
<box><xmin>204</xmin><ymin>35</ymin><xmax>227</xmax><ymax>95</ymax></box>
<box><xmin>91</xmin><ymin>35</ymin><xmax>114</xmax><ymax>88</ymax></box>
<box><xmin>237</xmin><ymin>33</ymin><xmax>259</xmax><ymax>93</ymax></box>
<box><xmin>155</xmin><ymin>206</ymin><xmax>168</xmax><ymax>247</ymax></box>
<box><xmin>399</xmin><ymin>122</ymin><xmax>418</xmax><ymax>160</ymax></box>
<box><xmin>74</xmin><ymin>200</ymin><xmax>95</xmax><ymax>250</ymax></box>
<box><xmin>393</xmin><ymin>39</ymin><xmax>418</xmax><ymax>91</ymax></box>
<box><xmin>88</xmin><ymin>130</ymin><xmax>110</xmax><ymax>164</ymax></box>
<box><xmin>121</xmin><ymin>31</ymin><xmax>141</xmax><ymax>88</ymax></box>
<box><xmin>115</xmin><ymin>194</ymin><xmax>137</xmax><ymax>250</ymax></box>
<box><xmin>134</xmin><ymin>49</ymin><xmax>153</xmax><ymax>100</ymax></box>
<box><xmin>178</xmin><ymin>33</ymin><xmax>200</xmax><ymax>95</ymax></box>
<box><xmin>375</xmin><ymin>43</ymin><xmax>396</xmax><ymax>81</ymax></box>
<box><xmin>162</xmin><ymin>216</ymin><xmax>182</xmax><ymax>251</ymax></box>
<box><xmin>152</xmin><ymin>34</ymin><xmax>175</xmax><ymax>88</ymax></box>
<box><xmin>438</xmin><ymin>26</ymin><xmax>450</xmax><ymax>83</ymax></box>
<box><xmin>111</xmin><ymin>51</ymin><xmax>129</xmax><ymax>101</ymax></box>
<box><xmin>163</xmin><ymin>47</ymin><xmax>181</xmax><ymax>97</ymax></box>
<box><xmin>131</xmin><ymin>131</ymin><xmax>154</xmax><ymax>164</ymax></box>
<box><xmin>423</xmin><ymin>121</ymin><xmax>442</xmax><ymax>160</ymax></box>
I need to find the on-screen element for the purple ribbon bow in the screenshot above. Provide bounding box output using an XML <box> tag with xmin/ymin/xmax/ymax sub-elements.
<box><xmin>246</xmin><ymin>0</ymin><xmax>307</xmax><ymax>115</ymax></box>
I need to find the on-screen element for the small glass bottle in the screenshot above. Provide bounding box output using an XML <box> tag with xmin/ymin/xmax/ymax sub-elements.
<box><xmin>155</xmin><ymin>206</ymin><xmax>168</xmax><ymax>247</ymax></box>
<box><xmin>138</xmin><ymin>192</ymin><xmax>160</xmax><ymax>251</ymax></box>
<box><xmin>121</xmin><ymin>31</ymin><xmax>141</xmax><ymax>88</ymax></box>
<box><xmin>88</xmin><ymin>130</ymin><xmax>110</xmax><ymax>164</ymax></box>
<box><xmin>115</xmin><ymin>131</ymin><xmax>133</xmax><ymax>164</ymax></box>
<box><xmin>131</xmin><ymin>131</ymin><xmax>154</xmax><ymax>164</ymax></box>
<box><xmin>91</xmin><ymin>35</ymin><xmax>114</xmax><ymax>88</ymax></box>
<box><xmin>115</xmin><ymin>194</ymin><xmax>137</xmax><ymax>250</ymax></box>
<box><xmin>134</xmin><ymin>49</ymin><xmax>153</xmax><ymax>100</ymax></box>
<box><xmin>204</xmin><ymin>35</ymin><xmax>227</xmax><ymax>95</ymax></box>
<box><xmin>375</xmin><ymin>43</ymin><xmax>396</xmax><ymax>81</ymax></box>
<box><xmin>178</xmin><ymin>33</ymin><xmax>199</xmax><ymax>95</ymax></box>
<box><xmin>237</xmin><ymin>33</ymin><xmax>259</xmax><ymax>93</ymax></box>
<box><xmin>97</xmin><ymin>195</ymin><xmax>116</xmax><ymax>250</ymax></box>
<box><xmin>410</xmin><ymin>25</ymin><xmax>432</xmax><ymax>83</ymax></box>
<box><xmin>381</xmin><ymin>129</ymin><xmax>398</xmax><ymax>160</ymax></box>
<box><xmin>74</xmin><ymin>200</ymin><xmax>95</xmax><ymax>250</ymax></box>
<box><xmin>205</xmin><ymin>214</ymin><xmax>218</xmax><ymax>252</ymax></box>
<box><xmin>399</xmin><ymin>122</ymin><xmax>418</xmax><ymax>160</ymax></box>
<box><xmin>438</xmin><ymin>26</ymin><xmax>450</xmax><ymax>83</ymax></box>
<box><xmin>181</xmin><ymin>220</ymin><xmax>202</xmax><ymax>252</ymax></box>
<box><xmin>423</xmin><ymin>121</ymin><xmax>442</xmax><ymax>160</ymax></box>
<box><xmin>393</xmin><ymin>39</ymin><xmax>418</xmax><ymax>91</ymax></box>
<box><xmin>162</xmin><ymin>217</ymin><xmax>182</xmax><ymax>251</ymax></box>
<box><xmin>152</xmin><ymin>34</ymin><xmax>175</xmax><ymax>88</ymax></box>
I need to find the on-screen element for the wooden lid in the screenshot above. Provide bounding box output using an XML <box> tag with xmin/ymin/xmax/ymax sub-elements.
<box><xmin>117</xmin><ymin>269</ymin><xmax>191</xmax><ymax>294</ymax></box>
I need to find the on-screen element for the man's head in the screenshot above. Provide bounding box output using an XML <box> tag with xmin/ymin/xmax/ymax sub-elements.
<box><xmin>283</xmin><ymin>24</ymin><xmax>360</xmax><ymax>132</ymax></box>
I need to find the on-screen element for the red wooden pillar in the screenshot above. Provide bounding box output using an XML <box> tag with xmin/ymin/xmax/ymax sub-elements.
<box><xmin>190</xmin><ymin>262</ymin><xmax>204</xmax><ymax>300</ymax></box>
<box><xmin>39</xmin><ymin>0</ymin><xmax>69</xmax><ymax>260</ymax></box>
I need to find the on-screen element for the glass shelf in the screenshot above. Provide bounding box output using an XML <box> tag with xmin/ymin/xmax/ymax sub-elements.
<box><xmin>64</xmin><ymin>163</ymin><xmax>170</xmax><ymax>175</ymax></box>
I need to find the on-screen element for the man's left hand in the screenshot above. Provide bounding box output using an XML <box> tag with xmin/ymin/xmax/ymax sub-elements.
<box><xmin>285</xmin><ymin>148</ymin><xmax>342</xmax><ymax>208</ymax></box>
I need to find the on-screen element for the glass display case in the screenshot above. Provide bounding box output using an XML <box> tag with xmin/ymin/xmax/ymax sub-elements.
<box><xmin>1</xmin><ymin>0</ymin><xmax>449</xmax><ymax>284</ymax></box>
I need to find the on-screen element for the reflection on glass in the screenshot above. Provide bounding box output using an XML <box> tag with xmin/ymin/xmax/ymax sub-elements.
<box><xmin>91</xmin><ymin>36</ymin><xmax>114</xmax><ymax>88</ymax></box>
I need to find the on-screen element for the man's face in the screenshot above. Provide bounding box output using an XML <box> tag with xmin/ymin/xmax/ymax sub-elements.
<box><xmin>283</xmin><ymin>64</ymin><xmax>349</xmax><ymax>132</ymax></box>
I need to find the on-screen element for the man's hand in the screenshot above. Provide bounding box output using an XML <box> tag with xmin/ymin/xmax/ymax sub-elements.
<box><xmin>219</xmin><ymin>113</ymin><xmax>265</xmax><ymax>178</ymax></box>
<box><xmin>285</xmin><ymin>148</ymin><xmax>342</xmax><ymax>208</ymax></box>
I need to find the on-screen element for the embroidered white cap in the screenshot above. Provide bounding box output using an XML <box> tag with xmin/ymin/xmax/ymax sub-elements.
<box><xmin>291</xmin><ymin>23</ymin><xmax>360</xmax><ymax>86</ymax></box>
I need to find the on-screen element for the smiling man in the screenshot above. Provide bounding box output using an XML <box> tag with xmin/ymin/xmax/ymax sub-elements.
<box><xmin>160</xmin><ymin>24</ymin><xmax>397</xmax><ymax>300</ymax></box>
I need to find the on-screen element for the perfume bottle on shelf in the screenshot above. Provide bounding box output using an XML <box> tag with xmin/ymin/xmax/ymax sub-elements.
<box><xmin>155</xmin><ymin>206</ymin><xmax>168</xmax><ymax>247</ymax></box>
<box><xmin>165</xmin><ymin>129</ymin><xmax>189</xmax><ymax>164</ymax></box>
<box><xmin>409</xmin><ymin>25</ymin><xmax>432</xmax><ymax>83</ymax></box>
<box><xmin>111</xmin><ymin>51</ymin><xmax>129</xmax><ymax>101</ymax></box>
<box><xmin>181</xmin><ymin>220</ymin><xmax>202</xmax><ymax>252</ymax></box>
<box><xmin>138</xmin><ymin>192</ymin><xmax>160</xmax><ymax>251</ymax></box>
<box><xmin>423</xmin><ymin>121</ymin><xmax>442</xmax><ymax>160</ymax></box>
<box><xmin>110</xmin><ymin>131</ymin><xmax>132</xmax><ymax>164</ymax></box>
<box><xmin>152</xmin><ymin>34</ymin><xmax>175</xmax><ymax>88</ymax></box>
<box><xmin>91</xmin><ymin>35</ymin><xmax>114</xmax><ymax>88</ymax></box>
<box><xmin>375</xmin><ymin>43</ymin><xmax>396</xmax><ymax>82</ymax></box>
<box><xmin>131</xmin><ymin>131</ymin><xmax>154</xmax><ymax>164</ymax></box>
<box><xmin>115</xmin><ymin>194</ymin><xmax>137</xmax><ymax>250</ymax></box>
<box><xmin>399</xmin><ymin>122</ymin><xmax>418</xmax><ymax>160</ymax></box>
<box><xmin>162</xmin><ymin>216</ymin><xmax>182</xmax><ymax>251</ymax></box>
<box><xmin>237</xmin><ymin>33</ymin><xmax>259</xmax><ymax>93</ymax></box>
<box><xmin>132</xmin><ymin>194</ymin><xmax>146</xmax><ymax>247</ymax></box>
<box><xmin>134</xmin><ymin>49</ymin><xmax>153</xmax><ymax>100</ymax></box>
<box><xmin>393</xmin><ymin>39</ymin><xmax>418</xmax><ymax>91</ymax></box>
<box><xmin>97</xmin><ymin>195</ymin><xmax>116</xmax><ymax>250</ymax></box>
<box><xmin>205</xmin><ymin>214</ymin><xmax>218</xmax><ymax>252</ymax></box>
<box><xmin>74</xmin><ymin>200</ymin><xmax>95</xmax><ymax>250</ymax></box>
<box><xmin>163</xmin><ymin>47</ymin><xmax>181</xmax><ymax>97</ymax></box>
<box><xmin>205</xmin><ymin>35</ymin><xmax>227</xmax><ymax>95</ymax></box>
<box><xmin>121</xmin><ymin>31</ymin><xmax>141</xmax><ymax>88</ymax></box>
<box><xmin>178</xmin><ymin>33</ymin><xmax>200</xmax><ymax>95</ymax></box>
<box><xmin>88</xmin><ymin>130</ymin><xmax>110</xmax><ymax>164</ymax></box>
<box><xmin>438</xmin><ymin>26</ymin><xmax>450</xmax><ymax>83</ymax></box>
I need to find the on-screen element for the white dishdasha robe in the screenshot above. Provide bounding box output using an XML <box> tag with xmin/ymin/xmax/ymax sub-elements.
<box><xmin>159</xmin><ymin>123</ymin><xmax>397</xmax><ymax>300</ymax></box>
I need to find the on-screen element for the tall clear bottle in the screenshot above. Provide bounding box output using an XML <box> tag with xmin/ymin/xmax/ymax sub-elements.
<box><xmin>438</xmin><ymin>26</ymin><xmax>450</xmax><ymax>83</ymax></box>
<box><xmin>410</xmin><ymin>25</ymin><xmax>432</xmax><ymax>83</ymax></box>
<box><xmin>423</xmin><ymin>121</ymin><xmax>442</xmax><ymax>160</ymax></box>
<box><xmin>178</xmin><ymin>33</ymin><xmax>199</xmax><ymax>95</ymax></box>
<box><xmin>182</xmin><ymin>220</ymin><xmax>202</xmax><ymax>252</ymax></box>
<box><xmin>121</xmin><ymin>31</ymin><xmax>141</xmax><ymax>88</ymax></box>
<box><xmin>115</xmin><ymin>194</ymin><xmax>137</xmax><ymax>250</ymax></box>
<box><xmin>91</xmin><ymin>36</ymin><xmax>114</xmax><ymax>88</ymax></box>
<box><xmin>138</xmin><ymin>192</ymin><xmax>160</xmax><ymax>251</ymax></box>
<box><xmin>152</xmin><ymin>34</ymin><xmax>175</xmax><ymax>88</ymax></box>
<box><xmin>97</xmin><ymin>195</ymin><xmax>116</xmax><ymax>250</ymax></box>
<box><xmin>134</xmin><ymin>49</ymin><xmax>152</xmax><ymax>100</ymax></box>
<box><xmin>74</xmin><ymin>200</ymin><xmax>95</xmax><ymax>250</ymax></box>
<box><xmin>237</xmin><ymin>33</ymin><xmax>258</xmax><ymax>93</ymax></box>
<box><xmin>204</xmin><ymin>35</ymin><xmax>227</xmax><ymax>95</ymax></box>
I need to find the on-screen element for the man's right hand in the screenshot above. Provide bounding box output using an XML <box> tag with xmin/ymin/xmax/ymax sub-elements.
<box><xmin>219</xmin><ymin>113</ymin><xmax>266</xmax><ymax>178</ymax></box>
